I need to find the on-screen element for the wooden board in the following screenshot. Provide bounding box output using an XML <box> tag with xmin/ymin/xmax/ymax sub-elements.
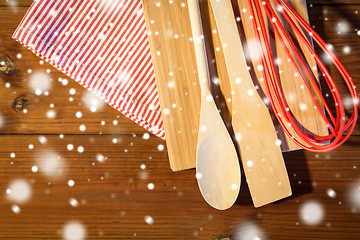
<box><xmin>142</xmin><ymin>0</ymin><xmax>201</xmax><ymax>171</ymax></box>
<box><xmin>1</xmin><ymin>2</ymin><xmax>360</xmax><ymax>239</ymax></box>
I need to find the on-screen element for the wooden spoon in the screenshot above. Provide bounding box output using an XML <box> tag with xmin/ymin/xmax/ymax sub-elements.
<box><xmin>208</xmin><ymin>0</ymin><xmax>291</xmax><ymax>207</ymax></box>
<box><xmin>187</xmin><ymin>0</ymin><xmax>241</xmax><ymax>210</ymax></box>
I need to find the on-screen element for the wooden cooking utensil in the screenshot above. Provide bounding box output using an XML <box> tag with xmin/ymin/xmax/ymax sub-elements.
<box><xmin>142</xmin><ymin>0</ymin><xmax>201</xmax><ymax>171</ymax></box>
<box><xmin>236</xmin><ymin>0</ymin><xmax>329</xmax><ymax>150</ymax></box>
<box><xmin>143</xmin><ymin>0</ymin><xmax>240</xmax><ymax>209</ymax></box>
<box><xmin>208</xmin><ymin>0</ymin><xmax>291</xmax><ymax>207</ymax></box>
<box><xmin>142</xmin><ymin>0</ymin><xmax>326</xmax><ymax>172</ymax></box>
<box><xmin>187</xmin><ymin>0</ymin><xmax>241</xmax><ymax>210</ymax></box>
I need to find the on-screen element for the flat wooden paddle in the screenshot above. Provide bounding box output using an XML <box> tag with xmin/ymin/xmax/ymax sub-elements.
<box><xmin>208</xmin><ymin>0</ymin><xmax>291</xmax><ymax>207</ymax></box>
<box><xmin>142</xmin><ymin>0</ymin><xmax>201</xmax><ymax>171</ymax></box>
<box><xmin>187</xmin><ymin>0</ymin><xmax>241</xmax><ymax>210</ymax></box>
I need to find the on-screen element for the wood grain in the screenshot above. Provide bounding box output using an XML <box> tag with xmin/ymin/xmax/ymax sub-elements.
<box><xmin>0</xmin><ymin>134</ymin><xmax>359</xmax><ymax>239</ymax></box>
<box><xmin>142</xmin><ymin>0</ymin><xmax>201</xmax><ymax>171</ymax></box>
<box><xmin>186</xmin><ymin>0</ymin><xmax>241</xmax><ymax>210</ymax></box>
<box><xmin>0</xmin><ymin>1</ymin><xmax>360</xmax><ymax>239</ymax></box>
<box><xmin>208</xmin><ymin>0</ymin><xmax>291</xmax><ymax>208</ymax></box>
<box><xmin>235</xmin><ymin>0</ymin><xmax>328</xmax><ymax>150</ymax></box>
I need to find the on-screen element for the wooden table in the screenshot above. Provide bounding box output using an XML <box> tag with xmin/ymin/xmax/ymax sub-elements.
<box><xmin>0</xmin><ymin>0</ymin><xmax>359</xmax><ymax>239</ymax></box>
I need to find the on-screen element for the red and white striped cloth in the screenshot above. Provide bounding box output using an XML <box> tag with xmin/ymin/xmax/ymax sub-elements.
<box><xmin>13</xmin><ymin>0</ymin><xmax>165</xmax><ymax>139</ymax></box>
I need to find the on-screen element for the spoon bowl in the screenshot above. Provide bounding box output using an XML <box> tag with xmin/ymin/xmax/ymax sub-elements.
<box><xmin>197</xmin><ymin>131</ymin><xmax>241</xmax><ymax>210</ymax></box>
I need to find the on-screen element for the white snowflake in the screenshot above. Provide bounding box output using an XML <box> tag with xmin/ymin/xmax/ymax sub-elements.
<box><xmin>6</xmin><ymin>179</ymin><xmax>32</xmax><ymax>203</ymax></box>
<box><xmin>62</xmin><ymin>221</ymin><xmax>86</xmax><ymax>240</ymax></box>
<box><xmin>144</xmin><ymin>215</ymin><xmax>154</xmax><ymax>225</ymax></box>
<box><xmin>300</xmin><ymin>200</ymin><xmax>324</xmax><ymax>225</ymax></box>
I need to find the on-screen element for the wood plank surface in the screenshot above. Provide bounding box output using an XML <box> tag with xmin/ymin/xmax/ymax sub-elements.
<box><xmin>0</xmin><ymin>1</ymin><xmax>360</xmax><ymax>239</ymax></box>
<box><xmin>0</xmin><ymin>134</ymin><xmax>359</xmax><ymax>239</ymax></box>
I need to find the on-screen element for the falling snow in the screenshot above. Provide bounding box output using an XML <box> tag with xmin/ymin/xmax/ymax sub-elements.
<box><xmin>157</xmin><ymin>144</ymin><xmax>164</xmax><ymax>151</ymax></box>
<box><xmin>31</xmin><ymin>165</ymin><xmax>38</xmax><ymax>172</ymax></box>
<box><xmin>11</xmin><ymin>205</ymin><xmax>21</xmax><ymax>214</ymax></box>
<box><xmin>6</xmin><ymin>179</ymin><xmax>32</xmax><ymax>203</ymax></box>
<box><xmin>46</xmin><ymin>110</ymin><xmax>56</xmax><ymax>118</ymax></box>
<box><xmin>336</xmin><ymin>21</ymin><xmax>350</xmax><ymax>35</ymax></box>
<box><xmin>69</xmin><ymin>88</ymin><xmax>76</xmax><ymax>95</ymax></box>
<box><xmin>81</xmin><ymin>91</ymin><xmax>105</xmax><ymax>112</ymax></box>
<box><xmin>143</xmin><ymin>133</ymin><xmax>150</xmax><ymax>140</ymax></box>
<box><xmin>38</xmin><ymin>136</ymin><xmax>48</xmax><ymax>144</ymax></box>
<box><xmin>67</xmin><ymin>144</ymin><xmax>74</xmax><ymax>151</ymax></box>
<box><xmin>62</xmin><ymin>221</ymin><xmax>86</xmax><ymax>240</ymax></box>
<box><xmin>233</xmin><ymin>220</ymin><xmax>266</xmax><ymax>240</ymax></box>
<box><xmin>36</xmin><ymin>150</ymin><xmax>63</xmax><ymax>177</ymax></box>
<box><xmin>75</xmin><ymin>111</ymin><xmax>82</xmax><ymax>118</ymax></box>
<box><xmin>79</xmin><ymin>125</ymin><xmax>86</xmax><ymax>131</ymax></box>
<box><xmin>29</xmin><ymin>71</ymin><xmax>52</xmax><ymax>95</ymax></box>
<box><xmin>195</xmin><ymin>172</ymin><xmax>202</xmax><ymax>180</ymax></box>
<box><xmin>348</xmin><ymin>180</ymin><xmax>360</xmax><ymax>208</ymax></box>
<box><xmin>243</xmin><ymin>39</ymin><xmax>262</xmax><ymax>61</ymax></box>
<box><xmin>300</xmin><ymin>200</ymin><xmax>324</xmax><ymax>225</ymax></box>
<box><xmin>96</xmin><ymin>153</ymin><xmax>106</xmax><ymax>162</ymax></box>
<box><xmin>144</xmin><ymin>215</ymin><xmax>154</xmax><ymax>225</ymax></box>
<box><xmin>69</xmin><ymin>198</ymin><xmax>79</xmax><ymax>207</ymax></box>
<box><xmin>68</xmin><ymin>180</ymin><xmax>75</xmax><ymax>187</ymax></box>
<box><xmin>147</xmin><ymin>183</ymin><xmax>154</xmax><ymax>190</ymax></box>
<box><xmin>0</xmin><ymin>115</ymin><xmax>4</xmax><ymax>129</ymax></box>
<box><xmin>77</xmin><ymin>146</ymin><xmax>84</xmax><ymax>153</ymax></box>
<box><xmin>343</xmin><ymin>46</ymin><xmax>351</xmax><ymax>54</ymax></box>
<box><xmin>327</xmin><ymin>189</ymin><xmax>337</xmax><ymax>198</ymax></box>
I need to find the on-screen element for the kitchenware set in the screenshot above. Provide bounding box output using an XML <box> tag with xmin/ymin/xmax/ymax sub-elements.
<box><xmin>13</xmin><ymin>0</ymin><xmax>358</xmax><ymax>210</ymax></box>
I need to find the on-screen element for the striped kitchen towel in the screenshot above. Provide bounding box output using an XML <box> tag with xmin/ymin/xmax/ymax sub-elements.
<box><xmin>13</xmin><ymin>0</ymin><xmax>165</xmax><ymax>139</ymax></box>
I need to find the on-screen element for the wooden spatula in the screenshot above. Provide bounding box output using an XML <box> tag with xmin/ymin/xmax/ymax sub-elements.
<box><xmin>208</xmin><ymin>0</ymin><xmax>291</xmax><ymax>207</ymax></box>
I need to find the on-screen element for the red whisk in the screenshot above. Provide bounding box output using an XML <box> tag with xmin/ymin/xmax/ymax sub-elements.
<box><xmin>246</xmin><ymin>0</ymin><xmax>358</xmax><ymax>152</ymax></box>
